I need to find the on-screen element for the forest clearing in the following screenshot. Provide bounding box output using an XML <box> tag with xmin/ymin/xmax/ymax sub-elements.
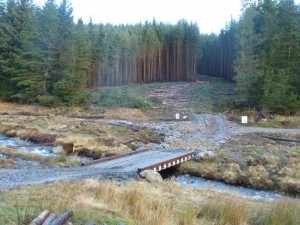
<box><xmin>0</xmin><ymin>0</ymin><xmax>300</xmax><ymax>224</ymax></box>
<box><xmin>0</xmin><ymin>78</ymin><xmax>299</xmax><ymax>224</ymax></box>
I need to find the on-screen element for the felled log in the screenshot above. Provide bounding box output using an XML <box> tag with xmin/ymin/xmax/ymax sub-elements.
<box><xmin>42</xmin><ymin>213</ymin><xmax>57</xmax><ymax>225</ymax></box>
<box><xmin>50</xmin><ymin>209</ymin><xmax>73</xmax><ymax>225</ymax></box>
<box><xmin>30</xmin><ymin>210</ymin><xmax>50</xmax><ymax>225</ymax></box>
<box><xmin>263</xmin><ymin>135</ymin><xmax>300</xmax><ymax>143</ymax></box>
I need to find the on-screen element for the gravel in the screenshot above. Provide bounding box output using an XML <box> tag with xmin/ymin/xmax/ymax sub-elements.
<box><xmin>1</xmin><ymin>113</ymin><xmax>300</xmax><ymax>191</ymax></box>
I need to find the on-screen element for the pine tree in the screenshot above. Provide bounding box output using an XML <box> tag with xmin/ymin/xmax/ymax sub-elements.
<box><xmin>36</xmin><ymin>0</ymin><xmax>60</xmax><ymax>96</ymax></box>
<box><xmin>0</xmin><ymin>0</ymin><xmax>19</xmax><ymax>99</ymax></box>
<box><xmin>258</xmin><ymin>0</ymin><xmax>300</xmax><ymax>113</ymax></box>
<box><xmin>11</xmin><ymin>0</ymin><xmax>45</xmax><ymax>103</ymax></box>
<box><xmin>234</xmin><ymin>2</ymin><xmax>261</xmax><ymax>104</ymax></box>
<box><xmin>53</xmin><ymin>18</ymin><xmax>90</xmax><ymax>105</ymax></box>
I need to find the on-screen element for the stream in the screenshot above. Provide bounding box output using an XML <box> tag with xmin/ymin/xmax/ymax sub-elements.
<box><xmin>0</xmin><ymin>135</ymin><xmax>56</xmax><ymax>157</ymax></box>
<box><xmin>0</xmin><ymin>135</ymin><xmax>94</xmax><ymax>163</ymax></box>
<box><xmin>175</xmin><ymin>175</ymin><xmax>298</xmax><ymax>201</ymax></box>
<box><xmin>0</xmin><ymin>134</ymin><xmax>298</xmax><ymax>201</ymax></box>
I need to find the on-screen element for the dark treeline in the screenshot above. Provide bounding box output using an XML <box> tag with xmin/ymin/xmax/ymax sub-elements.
<box><xmin>0</xmin><ymin>0</ymin><xmax>299</xmax><ymax>113</ymax></box>
<box><xmin>0</xmin><ymin>0</ymin><xmax>199</xmax><ymax>105</ymax></box>
<box><xmin>200</xmin><ymin>0</ymin><xmax>300</xmax><ymax>114</ymax></box>
<box><xmin>198</xmin><ymin>19</ymin><xmax>237</xmax><ymax>81</ymax></box>
<box><xmin>89</xmin><ymin>21</ymin><xmax>199</xmax><ymax>88</ymax></box>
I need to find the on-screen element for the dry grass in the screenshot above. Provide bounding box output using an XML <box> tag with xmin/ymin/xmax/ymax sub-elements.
<box><xmin>0</xmin><ymin>102</ymin><xmax>161</xmax><ymax>162</ymax></box>
<box><xmin>179</xmin><ymin>133</ymin><xmax>300</xmax><ymax>195</ymax></box>
<box><xmin>179</xmin><ymin>161</ymin><xmax>223</xmax><ymax>180</ymax></box>
<box><xmin>104</xmin><ymin>108</ymin><xmax>149</xmax><ymax>120</ymax></box>
<box><xmin>199</xmin><ymin>196</ymin><xmax>250</xmax><ymax>225</ymax></box>
<box><xmin>1</xmin><ymin>179</ymin><xmax>299</xmax><ymax>225</ymax></box>
<box><xmin>0</xmin><ymin>158</ymin><xmax>16</xmax><ymax>168</ymax></box>
<box><xmin>257</xmin><ymin>115</ymin><xmax>300</xmax><ymax>129</ymax></box>
<box><xmin>251</xmin><ymin>200</ymin><xmax>300</xmax><ymax>225</ymax></box>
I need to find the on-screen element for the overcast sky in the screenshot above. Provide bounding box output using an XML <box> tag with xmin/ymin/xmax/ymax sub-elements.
<box><xmin>34</xmin><ymin>0</ymin><xmax>299</xmax><ymax>34</ymax></box>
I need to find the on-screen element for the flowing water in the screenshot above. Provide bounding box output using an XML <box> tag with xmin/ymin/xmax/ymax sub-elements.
<box><xmin>0</xmin><ymin>135</ymin><xmax>94</xmax><ymax>163</ymax></box>
<box><xmin>175</xmin><ymin>175</ymin><xmax>297</xmax><ymax>201</ymax></box>
<box><xmin>0</xmin><ymin>153</ymin><xmax>7</xmax><ymax>158</ymax></box>
<box><xmin>0</xmin><ymin>135</ymin><xmax>56</xmax><ymax>157</ymax></box>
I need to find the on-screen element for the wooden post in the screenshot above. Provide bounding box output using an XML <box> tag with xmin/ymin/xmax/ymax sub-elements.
<box><xmin>49</xmin><ymin>209</ymin><xmax>73</xmax><ymax>225</ymax></box>
<box><xmin>29</xmin><ymin>210</ymin><xmax>50</xmax><ymax>225</ymax></box>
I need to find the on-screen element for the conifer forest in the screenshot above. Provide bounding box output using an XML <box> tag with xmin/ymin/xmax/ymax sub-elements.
<box><xmin>0</xmin><ymin>0</ymin><xmax>299</xmax><ymax>113</ymax></box>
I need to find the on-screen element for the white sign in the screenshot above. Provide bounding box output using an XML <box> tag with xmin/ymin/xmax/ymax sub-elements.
<box><xmin>175</xmin><ymin>113</ymin><xmax>180</xmax><ymax>120</ymax></box>
<box><xmin>241</xmin><ymin>116</ymin><xmax>248</xmax><ymax>124</ymax></box>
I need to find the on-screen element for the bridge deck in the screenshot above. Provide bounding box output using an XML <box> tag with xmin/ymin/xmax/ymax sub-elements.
<box><xmin>89</xmin><ymin>150</ymin><xmax>195</xmax><ymax>172</ymax></box>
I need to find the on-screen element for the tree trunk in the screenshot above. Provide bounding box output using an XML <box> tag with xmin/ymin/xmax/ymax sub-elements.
<box><xmin>30</xmin><ymin>210</ymin><xmax>50</xmax><ymax>225</ymax></box>
<box><xmin>49</xmin><ymin>209</ymin><xmax>73</xmax><ymax>225</ymax></box>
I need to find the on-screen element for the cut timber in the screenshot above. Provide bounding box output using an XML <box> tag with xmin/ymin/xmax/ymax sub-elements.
<box><xmin>42</xmin><ymin>213</ymin><xmax>57</xmax><ymax>225</ymax></box>
<box><xmin>49</xmin><ymin>209</ymin><xmax>73</xmax><ymax>225</ymax></box>
<box><xmin>29</xmin><ymin>210</ymin><xmax>50</xmax><ymax>225</ymax></box>
<box><xmin>263</xmin><ymin>136</ymin><xmax>300</xmax><ymax>143</ymax></box>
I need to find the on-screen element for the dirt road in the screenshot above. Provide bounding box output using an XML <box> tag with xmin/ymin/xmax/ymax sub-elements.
<box><xmin>0</xmin><ymin>82</ymin><xmax>299</xmax><ymax>191</ymax></box>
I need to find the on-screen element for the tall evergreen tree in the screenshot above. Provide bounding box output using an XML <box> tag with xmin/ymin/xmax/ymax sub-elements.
<box><xmin>11</xmin><ymin>0</ymin><xmax>45</xmax><ymax>103</ymax></box>
<box><xmin>37</xmin><ymin>0</ymin><xmax>60</xmax><ymax>96</ymax></box>
<box><xmin>0</xmin><ymin>0</ymin><xmax>19</xmax><ymax>99</ymax></box>
<box><xmin>53</xmin><ymin>18</ymin><xmax>90</xmax><ymax>105</ymax></box>
<box><xmin>234</xmin><ymin>2</ymin><xmax>261</xmax><ymax>104</ymax></box>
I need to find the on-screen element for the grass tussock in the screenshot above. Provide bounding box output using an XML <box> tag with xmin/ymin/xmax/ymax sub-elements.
<box><xmin>179</xmin><ymin>132</ymin><xmax>300</xmax><ymax>195</ymax></box>
<box><xmin>256</xmin><ymin>115</ymin><xmax>300</xmax><ymax>129</ymax></box>
<box><xmin>1</xmin><ymin>180</ymin><xmax>300</xmax><ymax>225</ymax></box>
<box><xmin>0</xmin><ymin>158</ymin><xmax>16</xmax><ymax>168</ymax></box>
<box><xmin>0</xmin><ymin>101</ymin><xmax>162</xmax><ymax>162</ymax></box>
<box><xmin>199</xmin><ymin>196</ymin><xmax>249</xmax><ymax>225</ymax></box>
<box><xmin>252</xmin><ymin>200</ymin><xmax>300</xmax><ymax>225</ymax></box>
<box><xmin>179</xmin><ymin>160</ymin><xmax>222</xmax><ymax>180</ymax></box>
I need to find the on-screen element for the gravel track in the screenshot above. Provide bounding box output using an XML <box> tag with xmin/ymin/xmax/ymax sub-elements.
<box><xmin>1</xmin><ymin>113</ymin><xmax>299</xmax><ymax>191</ymax></box>
<box><xmin>1</xmin><ymin>81</ymin><xmax>299</xmax><ymax>191</ymax></box>
<box><xmin>0</xmin><ymin>149</ymin><xmax>192</xmax><ymax>191</ymax></box>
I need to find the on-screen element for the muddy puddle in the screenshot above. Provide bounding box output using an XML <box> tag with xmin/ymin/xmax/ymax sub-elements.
<box><xmin>176</xmin><ymin>175</ymin><xmax>298</xmax><ymax>201</ymax></box>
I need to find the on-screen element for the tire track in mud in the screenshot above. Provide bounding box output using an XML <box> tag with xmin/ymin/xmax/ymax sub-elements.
<box><xmin>192</xmin><ymin>114</ymin><xmax>228</xmax><ymax>141</ymax></box>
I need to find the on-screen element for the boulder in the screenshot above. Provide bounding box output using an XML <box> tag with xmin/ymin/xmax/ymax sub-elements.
<box><xmin>139</xmin><ymin>170</ymin><xmax>163</xmax><ymax>183</ymax></box>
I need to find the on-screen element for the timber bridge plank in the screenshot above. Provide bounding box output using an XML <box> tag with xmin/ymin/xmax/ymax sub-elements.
<box><xmin>85</xmin><ymin>149</ymin><xmax>195</xmax><ymax>172</ymax></box>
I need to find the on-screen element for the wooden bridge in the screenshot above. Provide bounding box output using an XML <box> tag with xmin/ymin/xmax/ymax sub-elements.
<box><xmin>0</xmin><ymin>149</ymin><xmax>195</xmax><ymax>191</ymax></box>
<box><xmin>83</xmin><ymin>149</ymin><xmax>195</xmax><ymax>173</ymax></box>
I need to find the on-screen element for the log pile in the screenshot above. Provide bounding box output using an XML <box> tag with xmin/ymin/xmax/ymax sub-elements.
<box><xmin>30</xmin><ymin>209</ymin><xmax>96</xmax><ymax>225</ymax></box>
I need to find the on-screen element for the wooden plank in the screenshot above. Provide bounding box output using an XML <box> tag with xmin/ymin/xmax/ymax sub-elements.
<box><xmin>82</xmin><ymin>149</ymin><xmax>151</xmax><ymax>166</ymax></box>
<box><xmin>138</xmin><ymin>151</ymin><xmax>195</xmax><ymax>172</ymax></box>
